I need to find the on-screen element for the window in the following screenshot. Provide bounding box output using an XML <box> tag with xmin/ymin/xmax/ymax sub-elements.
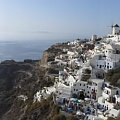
<box><xmin>116</xmin><ymin>91</ymin><xmax>119</xmax><ymax>95</ymax></box>
<box><xmin>76</xmin><ymin>89</ymin><xmax>78</xmax><ymax>91</ymax></box>
<box><xmin>84</xmin><ymin>84</ymin><xmax>85</xmax><ymax>86</ymax></box>
<box><xmin>112</xmin><ymin>114</ymin><xmax>114</xmax><ymax>117</ymax></box>
<box><xmin>80</xmin><ymin>84</ymin><xmax>81</xmax><ymax>86</ymax></box>
<box><xmin>74</xmin><ymin>89</ymin><xmax>75</xmax><ymax>91</ymax></box>
<box><xmin>82</xmin><ymin>89</ymin><xmax>85</xmax><ymax>91</ymax></box>
<box><xmin>87</xmin><ymin>86</ymin><xmax>88</xmax><ymax>88</ymax></box>
<box><xmin>107</xmin><ymin>66</ymin><xmax>109</xmax><ymax>69</ymax></box>
<box><xmin>99</xmin><ymin>65</ymin><xmax>102</xmax><ymax>68</ymax></box>
<box><xmin>88</xmin><ymin>91</ymin><xmax>89</xmax><ymax>93</ymax></box>
<box><xmin>110</xmin><ymin>66</ymin><xmax>112</xmax><ymax>68</ymax></box>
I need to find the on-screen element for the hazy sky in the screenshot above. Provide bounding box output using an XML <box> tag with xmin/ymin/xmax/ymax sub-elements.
<box><xmin>0</xmin><ymin>0</ymin><xmax>120</xmax><ymax>41</ymax></box>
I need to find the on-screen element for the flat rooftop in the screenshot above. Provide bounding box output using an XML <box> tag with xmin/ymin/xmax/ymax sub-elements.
<box><xmin>90</xmin><ymin>79</ymin><xmax>104</xmax><ymax>84</ymax></box>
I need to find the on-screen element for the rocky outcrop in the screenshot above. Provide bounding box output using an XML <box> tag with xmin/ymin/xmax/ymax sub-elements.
<box><xmin>0</xmin><ymin>58</ymin><xmax>55</xmax><ymax>120</ymax></box>
<box><xmin>41</xmin><ymin>43</ymin><xmax>70</xmax><ymax>65</ymax></box>
<box><xmin>41</xmin><ymin>51</ymin><xmax>54</xmax><ymax>65</ymax></box>
<box><xmin>0</xmin><ymin>60</ymin><xmax>34</xmax><ymax>119</ymax></box>
<box><xmin>0</xmin><ymin>43</ymin><xmax>72</xmax><ymax>120</ymax></box>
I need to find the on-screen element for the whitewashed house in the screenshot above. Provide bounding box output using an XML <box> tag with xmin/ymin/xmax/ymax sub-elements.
<box><xmin>71</xmin><ymin>79</ymin><xmax>104</xmax><ymax>100</ymax></box>
<box><xmin>55</xmin><ymin>83</ymin><xmax>71</xmax><ymax>100</ymax></box>
<box><xmin>98</xmin><ymin>85</ymin><xmax>120</xmax><ymax>118</ymax></box>
<box><xmin>67</xmin><ymin>39</ymin><xmax>80</xmax><ymax>46</ymax></box>
<box><xmin>95</xmin><ymin>43</ymin><xmax>120</xmax><ymax>71</ymax></box>
<box><xmin>65</xmin><ymin>75</ymin><xmax>76</xmax><ymax>87</ymax></box>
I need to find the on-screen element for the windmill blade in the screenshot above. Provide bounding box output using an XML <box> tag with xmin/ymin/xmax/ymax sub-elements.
<box><xmin>107</xmin><ymin>25</ymin><xmax>113</xmax><ymax>28</ymax></box>
<box><xmin>107</xmin><ymin>22</ymin><xmax>114</xmax><ymax>28</ymax></box>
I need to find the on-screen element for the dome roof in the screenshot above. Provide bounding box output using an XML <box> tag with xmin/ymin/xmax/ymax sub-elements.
<box><xmin>113</xmin><ymin>24</ymin><xmax>119</xmax><ymax>27</ymax></box>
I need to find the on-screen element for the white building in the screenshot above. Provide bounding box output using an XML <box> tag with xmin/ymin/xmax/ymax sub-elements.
<box><xmin>65</xmin><ymin>75</ymin><xmax>76</xmax><ymax>87</ymax></box>
<box><xmin>90</xmin><ymin>24</ymin><xmax>120</xmax><ymax>72</ymax></box>
<box><xmin>95</xmin><ymin>43</ymin><xmax>120</xmax><ymax>71</ymax></box>
<box><xmin>34</xmin><ymin>86</ymin><xmax>56</xmax><ymax>102</ymax></box>
<box><xmin>67</xmin><ymin>39</ymin><xmax>80</xmax><ymax>45</ymax></box>
<box><xmin>92</xmin><ymin>34</ymin><xmax>97</xmax><ymax>41</ymax></box>
<box><xmin>55</xmin><ymin>83</ymin><xmax>71</xmax><ymax>100</ymax></box>
<box><xmin>71</xmin><ymin>79</ymin><xmax>104</xmax><ymax>100</ymax></box>
<box><xmin>98</xmin><ymin>85</ymin><xmax>120</xmax><ymax>118</ymax></box>
<box><xmin>112</xmin><ymin>24</ymin><xmax>120</xmax><ymax>35</ymax></box>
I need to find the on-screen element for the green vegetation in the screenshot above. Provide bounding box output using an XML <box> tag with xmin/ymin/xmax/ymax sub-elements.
<box><xmin>81</xmin><ymin>74</ymin><xmax>91</xmax><ymax>82</ymax></box>
<box><xmin>81</xmin><ymin>69</ymin><xmax>91</xmax><ymax>81</ymax></box>
<box><xmin>85</xmin><ymin>69</ymin><xmax>91</xmax><ymax>74</ymax></box>
<box><xmin>52</xmin><ymin>113</ymin><xmax>79</xmax><ymax>120</ymax></box>
<box><xmin>67</xmin><ymin>115</ymin><xmax>79</xmax><ymax>120</ymax></box>
<box><xmin>48</xmin><ymin>68</ymin><xmax>59</xmax><ymax>74</ymax></box>
<box><xmin>105</xmin><ymin>68</ymin><xmax>120</xmax><ymax>87</ymax></box>
<box><xmin>53</xmin><ymin>114</ymin><xmax>66</xmax><ymax>120</ymax></box>
<box><xmin>24</xmin><ymin>94</ymin><xmax>79</xmax><ymax>120</ymax></box>
<box><xmin>23</xmin><ymin>95</ymin><xmax>60</xmax><ymax>120</ymax></box>
<box><xmin>107</xmin><ymin>117</ymin><xmax>120</xmax><ymax>120</ymax></box>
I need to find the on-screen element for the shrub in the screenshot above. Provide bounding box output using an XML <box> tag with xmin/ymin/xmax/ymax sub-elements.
<box><xmin>107</xmin><ymin>117</ymin><xmax>115</xmax><ymax>120</ymax></box>
<box><xmin>85</xmin><ymin>69</ymin><xmax>91</xmax><ymax>74</ymax></box>
<box><xmin>105</xmin><ymin>68</ymin><xmax>120</xmax><ymax>87</ymax></box>
<box><xmin>53</xmin><ymin>114</ymin><xmax>66</xmax><ymax>120</ymax></box>
<box><xmin>67</xmin><ymin>115</ymin><xmax>79</xmax><ymax>120</ymax></box>
<box><xmin>81</xmin><ymin>74</ymin><xmax>91</xmax><ymax>81</ymax></box>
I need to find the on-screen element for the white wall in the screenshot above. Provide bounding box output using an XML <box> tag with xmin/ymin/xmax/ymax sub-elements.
<box><xmin>109</xmin><ymin>109</ymin><xmax>120</xmax><ymax>118</ymax></box>
<box><xmin>96</xmin><ymin>57</ymin><xmax>115</xmax><ymax>70</ymax></box>
<box><xmin>71</xmin><ymin>80</ymin><xmax>104</xmax><ymax>99</ymax></box>
<box><xmin>112</xmin><ymin>27</ymin><xmax>120</xmax><ymax>35</ymax></box>
<box><xmin>104</xmin><ymin>49</ymin><xmax>113</xmax><ymax>57</ymax></box>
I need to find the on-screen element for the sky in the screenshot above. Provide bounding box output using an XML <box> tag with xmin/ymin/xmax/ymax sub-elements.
<box><xmin>0</xmin><ymin>0</ymin><xmax>120</xmax><ymax>41</ymax></box>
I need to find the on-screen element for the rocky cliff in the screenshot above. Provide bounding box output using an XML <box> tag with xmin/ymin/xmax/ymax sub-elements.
<box><xmin>0</xmin><ymin>43</ymin><xmax>78</xmax><ymax>120</ymax></box>
<box><xmin>41</xmin><ymin>43</ymin><xmax>70</xmax><ymax>64</ymax></box>
<box><xmin>0</xmin><ymin>59</ymin><xmax>56</xmax><ymax>120</ymax></box>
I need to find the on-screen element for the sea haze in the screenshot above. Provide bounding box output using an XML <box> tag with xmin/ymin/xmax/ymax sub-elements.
<box><xmin>0</xmin><ymin>40</ymin><xmax>66</xmax><ymax>62</ymax></box>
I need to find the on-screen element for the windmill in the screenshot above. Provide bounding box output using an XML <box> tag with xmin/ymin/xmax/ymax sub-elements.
<box><xmin>107</xmin><ymin>23</ymin><xmax>114</xmax><ymax>35</ymax></box>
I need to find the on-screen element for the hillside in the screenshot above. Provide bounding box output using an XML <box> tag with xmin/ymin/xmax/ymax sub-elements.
<box><xmin>0</xmin><ymin>44</ymin><xmax>78</xmax><ymax>120</ymax></box>
<box><xmin>0</xmin><ymin>59</ymin><xmax>55</xmax><ymax>120</ymax></box>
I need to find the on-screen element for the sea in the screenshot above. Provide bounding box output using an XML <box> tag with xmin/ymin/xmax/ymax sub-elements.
<box><xmin>0</xmin><ymin>39</ymin><xmax>67</xmax><ymax>62</ymax></box>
